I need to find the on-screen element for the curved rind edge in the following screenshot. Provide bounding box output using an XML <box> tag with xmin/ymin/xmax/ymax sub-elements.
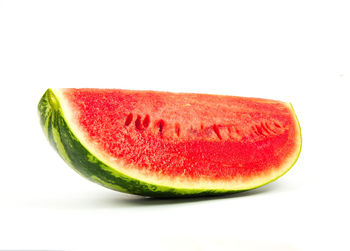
<box><xmin>38</xmin><ymin>89</ymin><xmax>234</xmax><ymax>197</ymax></box>
<box><xmin>249</xmin><ymin>102</ymin><xmax>302</xmax><ymax>189</ymax></box>
<box><xmin>38</xmin><ymin>89</ymin><xmax>302</xmax><ymax>198</ymax></box>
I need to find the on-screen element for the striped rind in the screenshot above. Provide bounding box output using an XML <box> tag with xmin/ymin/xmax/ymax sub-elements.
<box><xmin>38</xmin><ymin>88</ymin><xmax>302</xmax><ymax>198</ymax></box>
<box><xmin>38</xmin><ymin>89</ymin><xmax>238</xmax><ymax>197</ymax></box>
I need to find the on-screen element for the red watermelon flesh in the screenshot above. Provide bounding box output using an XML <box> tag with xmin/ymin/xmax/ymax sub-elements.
<box><xmin>51</xmin><ymin>88</ymin><xmax>301</xmax><ymax>192</ymax></box>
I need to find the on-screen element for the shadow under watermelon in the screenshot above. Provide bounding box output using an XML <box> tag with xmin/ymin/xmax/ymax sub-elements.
<box><xmin>113</xmin><ymin>181</ymin><xmax>284</xmax><ymax>206</ymax></box>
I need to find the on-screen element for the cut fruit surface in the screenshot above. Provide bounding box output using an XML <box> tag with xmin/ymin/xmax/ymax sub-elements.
<box><xmin>38</xmin><ymin>88</ymin><xmax>301</xmax><ymax>197</ymax></box>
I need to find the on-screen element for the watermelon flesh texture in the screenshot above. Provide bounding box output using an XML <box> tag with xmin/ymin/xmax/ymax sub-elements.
<box><xmin>38</xmin><ymin>88</ymin><xmax>301</xmax><ymax>197</ymax></box>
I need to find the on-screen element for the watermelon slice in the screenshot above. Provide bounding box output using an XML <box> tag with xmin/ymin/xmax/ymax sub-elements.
<box><xmin>38</xmin><ymin>88</ymin><xmax>301</xmax><ymax>197</ymax></box>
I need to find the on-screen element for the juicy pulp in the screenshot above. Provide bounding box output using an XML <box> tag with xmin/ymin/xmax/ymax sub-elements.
<box><xmin>39</xmin><ymin>88</ymin><xmax>302</xmax><ymax>197</ymax></box>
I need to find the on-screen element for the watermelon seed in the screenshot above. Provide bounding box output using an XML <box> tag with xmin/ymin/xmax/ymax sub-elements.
<box><xmin>135</xmin><ymin>115</ymin><xmax>143</xmax><ymax>130</ymax></box>
<box><xmin>260</xmin><ymin>122</ymin><xmax>270</xmax><ymax>135</ymax></box>
<box><xmin>125</xmin><ymin>113</ymin><xmax>133</xmax><ymax>126</ymax></box>
<box><xmin>274</xmin><ymin>122</ymin><xmax>281</xmax><ymax>128</ymax></box>
<box><xmin>230</xmin><ymin>125</ymin><xmax>240</xmax><ymax>136</ymax></box>
<box><xmin>265</xmin><ymin>122</ymin><xmax>276</xmax><ymax>134</ymax></box>
<box><xmin>227</xmin><ymin>126</ymin><xmax>236</xmax><ymax>138</ymax></box>
<box><xmin>175</xmin><ymin>123</ymin><xmax>181</xmax><ymax>137</ymax></box>
<box><xmin>251</xmin><ymin>125</ymin><xmax>259</xmax><ymax>136</ymax></box>
<box><xmin>235</xmin><ymin>127</ymin><xmax>240</xmax><ymax>134</ymax></box>
<box><xmin>213</xmin><ymin>124</ymin><xmax>222</xmax><ymax>140</ymax></box>
<box><xmin>255</xmin><ymin>124</ymin><xmax>264</xmax><ymax>136</ymax></box>
<box><xmin>143</xmin><ymin>115</ymin><xmax>150</xmax><ymax>128</ymax></box>
<box><xmin>157</xmin><ymin>120</ymin><xmax>165</xmax><ymax>135</ymax></box>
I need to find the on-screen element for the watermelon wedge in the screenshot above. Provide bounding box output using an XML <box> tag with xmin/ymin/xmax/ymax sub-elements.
<box><xmin>38</xmin><ymin>88</ymin><xmax>301</xmax><ymax>197</ymax></box>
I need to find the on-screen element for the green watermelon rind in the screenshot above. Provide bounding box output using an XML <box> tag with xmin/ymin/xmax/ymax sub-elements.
<box><xmin>38</xmin><ymin>88</ymin><xmax>302</xmax><ymax>198</ymax></box>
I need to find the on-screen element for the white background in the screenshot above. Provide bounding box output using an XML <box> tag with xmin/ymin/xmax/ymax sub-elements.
<box><xmin>0</xmin><ymin>1</ymin><xmax>349</xmax><ymax>250</ymax></box>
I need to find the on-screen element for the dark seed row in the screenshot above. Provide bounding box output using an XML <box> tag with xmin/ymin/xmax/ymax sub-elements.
<box><xmin>124</xmin><ymin>113</ymin><xmax>282</xmax><ymax>140</ymax></box>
